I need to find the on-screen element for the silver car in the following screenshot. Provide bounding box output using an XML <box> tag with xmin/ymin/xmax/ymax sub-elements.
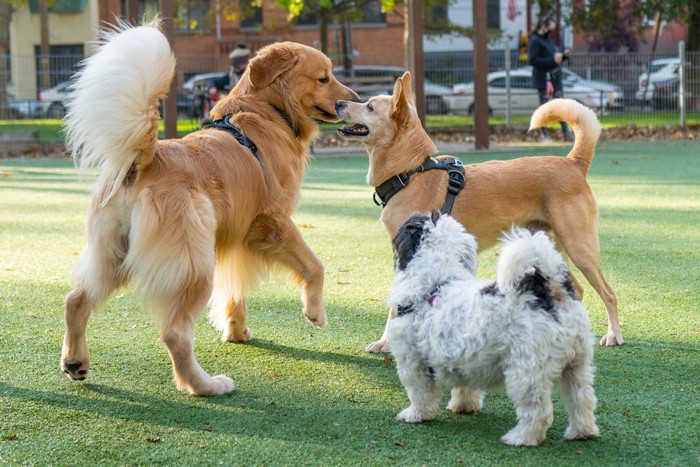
<box><xmin>443</xmin><ymin>67</ymin><xmax>612</xmax><ymax>115</ymax></box>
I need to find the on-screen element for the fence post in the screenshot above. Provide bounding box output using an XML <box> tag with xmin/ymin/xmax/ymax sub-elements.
<box><xmin>679</xmin><ymin>41</ymin><xmax>686</xmax><ymax>127</ymax></box>
<box><xmin>505</xmin><ymin>43</ymin><xmax>511</xmax><ymax>128</ymax></box>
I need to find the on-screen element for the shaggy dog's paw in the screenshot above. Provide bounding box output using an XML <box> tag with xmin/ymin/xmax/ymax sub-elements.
<box><xmin>500</xmin><ymin>428</ymin><xmax>544</xmax><ymax>446</ymax></box>
<box><xmin>564</xmin><ymin>424</ymin><xmax>599</xmax><ymax>440</ymax></box>
<box><xmin>447</xmin><ymin>388</ymin><xmax>483</xmax><ymax>413</ymax></box>
<box><xmin>396</xmin><ymin>407</ymin><xmax>431</xmax><ymax>423</ymax></box>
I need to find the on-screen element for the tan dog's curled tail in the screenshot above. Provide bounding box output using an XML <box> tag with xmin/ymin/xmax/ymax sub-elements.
<box><xmin>529</xmin><ymin>99</ymin><xmax>601</xmax><ymax>175</ymax></box>
<box><xmin>65</xmin><ymin>19</ymin><xmax>175</xmax><ymax>206</ymax></box>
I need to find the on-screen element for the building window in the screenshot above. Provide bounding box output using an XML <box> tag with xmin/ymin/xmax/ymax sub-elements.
<box><xmin>426</xmin><ymin>0</ymin><xmax>448</xmax><ymax>23</ymax></box>
<box><xmin>296</xmin><ymin>10</ymin><xmax>319</xmax><ymax>26</ymax></box>
<box><xmin>487</xmin><ymin>0</ymin><xmax>500</xmax><ymax>29</ymax></box>
<box><xmin>240</xmin><ymin>4</ymin><xmax>263</xmax><ymax>29</ymax></box>
<box><xmin>173</xmin><ymin>0</ymin><xmax>210</xmax><ymax>32</ymax></box>
<box><xmin>355</xmin><ymin>0</ymin><xmax>385</xmax><ymax>24</ymax></box>
<box><xmin>34</xmin><ymin>44</ymin><xmax>83</xmax><ymax>88</ymax></box>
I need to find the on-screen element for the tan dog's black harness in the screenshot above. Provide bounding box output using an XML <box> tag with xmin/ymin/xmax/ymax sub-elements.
<box><xmin>204</xmin><ymin>115</ymin><xmax>260</xmax><ymax>161</ymax></box>
<box><xmin>373</xmin><ymin>157</ymin><xmax>466</xmax><ymax>214</ymax></box>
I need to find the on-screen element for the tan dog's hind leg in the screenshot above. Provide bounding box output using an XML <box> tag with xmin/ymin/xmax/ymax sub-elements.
<box><xmin>550</xmin><ymin>202</ymin><xmax>622</xmax><ymax>346</ymax></box>
<box><xmin>248</xmin><ymin>216</ymin><xmax>327</xmax><ymax>328</ymax></box>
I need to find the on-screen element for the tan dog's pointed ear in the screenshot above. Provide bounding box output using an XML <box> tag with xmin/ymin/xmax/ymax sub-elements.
<box><xmin>249</xmin><ymin>43</ymin><xmax>298</xmax><ymax>89</ymax></box>
<box><xmin>400</xmin><ymin>71</ymin><xmax>414</xmax><ymax>104</ymax></box>
<box><xmin>391</xmin><ymin>72</ymin><xmax>413</xmax><ymax>127</ymax></box>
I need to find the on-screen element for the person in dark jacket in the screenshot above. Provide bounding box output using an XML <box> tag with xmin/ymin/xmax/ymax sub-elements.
<box><xmin>528</xmin><ymin>16</ymin><xmax>572</xmax><ymax>141</ymax></box>
<box><xmin>208</xmin><ymin>44</ymin><xmax>251</xmax><ymax>98</ymax></box>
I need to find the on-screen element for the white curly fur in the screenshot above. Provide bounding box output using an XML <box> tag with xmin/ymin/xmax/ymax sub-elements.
<box><xmin>388</xmin><ymin>214</ymin><xmax>599</xmax><ymax>446</ymax></box>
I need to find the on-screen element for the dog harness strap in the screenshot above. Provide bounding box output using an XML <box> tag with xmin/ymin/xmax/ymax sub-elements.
<box><xmin>204</xmin><ymin>116</ymin><xmax>261</xmax><ymax>162</ymax></box>
<box><xmin>373</xmin><ymin>157</ymin><xmax>466</xmax><ymax>214</ymax></box>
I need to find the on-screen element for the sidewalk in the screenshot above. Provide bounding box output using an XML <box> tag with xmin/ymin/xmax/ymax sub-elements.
<box><xmin>311</xmin><ymin>142</ymin><xmax>478</xmax><ymax>159</ymax></box>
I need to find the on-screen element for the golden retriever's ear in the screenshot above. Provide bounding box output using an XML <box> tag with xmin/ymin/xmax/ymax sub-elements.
<box><xmin>391</xmin><ymin>72</ymin><xmax>413</xmax><ymax>127</ymax></box>
<box><xmin>249</xmin><ymin>43</ymin><xmax>298</xmax><ymax>89</ymax></box>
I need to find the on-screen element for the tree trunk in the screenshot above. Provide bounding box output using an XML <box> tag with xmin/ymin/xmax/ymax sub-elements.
<box><xmin>39</xmin><ymin>0</ymin><xmax>52</xmax><ymax>91</ymax></box>
<box><xmin>319</xmin><ymin>10</ymin><xmax>329</xmax><ymax>54</ymax></box>
<box><xmin>0</xmin><ymin>1</ymin><xmax>13</xmax><ymax>118</ymax></box>
<box><xmin>688</xmin><ymin>1</ymin><xmax>700</xmax><ymax>52</ymax></box>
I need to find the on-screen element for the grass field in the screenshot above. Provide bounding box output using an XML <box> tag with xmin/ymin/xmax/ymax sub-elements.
<box><xmin>0</xmin><ymin>141</ymin><xmax>698</xmax><ymax>465</ymax></box>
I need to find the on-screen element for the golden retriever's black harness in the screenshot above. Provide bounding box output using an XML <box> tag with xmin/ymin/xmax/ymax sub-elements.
<box><xmin>204</xmin><ymin>116</ymin><xmax>260</xmax><ymax>161</ymax></box>
<box><xmin>374</xmin><ymin>157</ymin><xmax>465</xmax><ymax>214</ymax></box>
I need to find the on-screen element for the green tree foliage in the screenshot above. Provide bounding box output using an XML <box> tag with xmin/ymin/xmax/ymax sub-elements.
<box><xmin>567</xmin><ymin>0</ymin><xmax>700</xmax><ymax>52</ymax></box>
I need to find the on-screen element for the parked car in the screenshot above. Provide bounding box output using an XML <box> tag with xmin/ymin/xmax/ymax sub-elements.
<box><xmin>558</xmin><ymin>67</ymin><xmax>624</xmax><ymax>109</ymax></box>
<box><xmin>39</xmin><ymin>80</ymin><xmax>73</xmax><ymax>118</ymax></box>
<box><xmin>443</xmin><ymin>67</ymin><xmax>610</xmax><ymax>115</ymax></box>
<box><xmin>333</xmin><ymin>65</ymin><xmax>452</xmax><ymax>114</ymax></box>
<box><xmin>635</xmin><ymin>58</ymin><xmax>680</xmax><ymax>102</ymax></box>
<box><xmin>651</xmin><ymin>76</ymin><xmax>681</xmax><ymax>110</ymax></box>
<box><xmin>6</xmin><ymin>94</ymin><xmax>47</xmax><ymax>119</ymax></box>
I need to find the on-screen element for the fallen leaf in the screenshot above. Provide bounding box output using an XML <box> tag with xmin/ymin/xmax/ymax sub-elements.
<box><xmin>336</xmin><ymin>280</ymin><xmax>350</xmax><ymax>285</ymax></box>
<box><xmin>338</xmin><ymin>267</ymin><xmax>349</xmax><ymax>272</ymax></box>
<box><xmin>393</xmin><ymin>441</ymin><xmax>405</xmax><ymax>447</ymax></box>
<box><xmin>145</xmin><ymin>436</ymin><xmax>162</xmax><ymax>443</ymax></box>
<box><xmin>2</xmin><ymin>434</ymin><xmax>17</xmax><ymax>440</ymax></box>
<box><xmin>297</xmin><ymin>223</ymin><xmax>313</xmax><ymax>229</ymax></box>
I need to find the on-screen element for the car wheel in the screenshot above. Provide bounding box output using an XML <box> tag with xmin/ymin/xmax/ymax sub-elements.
<box><xmin>47</xmin><ymin>103</ymin><xmax>66</xmax><ymax>119</ymax></box>
<box><xmin>425</xmin><ymin>96</ymin><xmax>447</xmax><ymax>115</ymax></box>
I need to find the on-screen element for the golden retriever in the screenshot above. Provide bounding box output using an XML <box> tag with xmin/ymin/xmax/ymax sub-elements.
<box><xmin>335</xmin><ymin>72</ymin><xmax>621</xmax><ymax>352</ymax></box>
<box><xmin>60</xmin><ymin>21</ymin><xmax>358</xmax><ymax>395</ymax></box>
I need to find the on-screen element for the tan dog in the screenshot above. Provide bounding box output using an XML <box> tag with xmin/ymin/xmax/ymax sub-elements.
<box><xmin>60</xmin><ymin>21</ymin><xmax>358</xmax><ymax>395</ymax></box>
<box><xmin>335</xmin><ymin>72</ymin><xmax>620</xmax><ymax>352</ymax></box>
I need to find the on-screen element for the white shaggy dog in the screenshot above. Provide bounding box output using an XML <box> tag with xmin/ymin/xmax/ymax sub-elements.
<box><xmin>388</xmin><ymin>211</ymin><xmax>599</xmax><ymax>446</ymax></box>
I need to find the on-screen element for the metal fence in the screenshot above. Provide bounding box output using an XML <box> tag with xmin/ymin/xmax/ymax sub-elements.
<box><xmin>2</xmin><ymin>46</ymin><xmax>697</xmax><ymax>126</ymax></box>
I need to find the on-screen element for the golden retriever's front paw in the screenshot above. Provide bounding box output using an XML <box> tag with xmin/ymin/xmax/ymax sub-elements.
<box><xmin>223</xmin><ymin>325</ymin><xmax>251</xmax><ymax>343</ymax></box>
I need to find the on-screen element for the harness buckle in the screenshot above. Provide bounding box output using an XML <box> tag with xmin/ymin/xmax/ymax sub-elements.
<box><xmin>447</xmin><ymin>170</ymin><xmax>465</xmax><ymax>194</ymax></box>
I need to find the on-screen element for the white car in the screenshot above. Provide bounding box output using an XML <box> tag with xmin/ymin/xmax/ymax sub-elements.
<box><xmin>38</xmin><ymin>80</ymin><xmax>73</xmax><ymax>118</ymax></box>
<box><xmin>635</xmin><ymin>58</ymin><xmax>680</xmax><ymax>102</ymax></box>
<box><xmin>333</xmin><ymin>65</ymin><xmax>452</xmax><ymax>114</ymax></box>
<box><xmin>443</xmin><ymin>67</ymin><xmax>609</xmax><ymax>115</ymax></box>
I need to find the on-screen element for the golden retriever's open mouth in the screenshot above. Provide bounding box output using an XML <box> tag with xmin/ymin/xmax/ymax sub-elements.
<box><xmin>338</xmin><ymin>123</ymin><xmax>369</xmax><ymax>138</ymax></box>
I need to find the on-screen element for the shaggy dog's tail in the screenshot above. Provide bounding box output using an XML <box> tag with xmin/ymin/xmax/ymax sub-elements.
<box><xmin>496</xmin><ymin>229</ymin><xmax>571</xmax><ymax>300</ymax></box>
<box><xmin>64</xmin><ymin>19</ymin><xmax>175</xmax><ymax>206</ymax></box>
<box><xmin>529</xmin><ymin>98</ymin><xmax>601</xmax><ymax>175</ymax></box>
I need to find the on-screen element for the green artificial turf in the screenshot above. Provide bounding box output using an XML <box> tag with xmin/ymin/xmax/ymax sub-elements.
<box><xmin>0</xmin><ymin>141</ymin><xmax>698</xmax><ymax>465</ymax></box>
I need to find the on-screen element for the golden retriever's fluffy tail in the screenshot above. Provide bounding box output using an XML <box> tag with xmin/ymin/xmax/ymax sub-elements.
<box><xmin>529</xmin><ymin>99</ymin><xmax>601</xmax><ymax>175</ymax></box>
<box><xmin>65</xmin><ymin>20</ymin><xmax>175</xmax><ymax>206</ymax></box>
